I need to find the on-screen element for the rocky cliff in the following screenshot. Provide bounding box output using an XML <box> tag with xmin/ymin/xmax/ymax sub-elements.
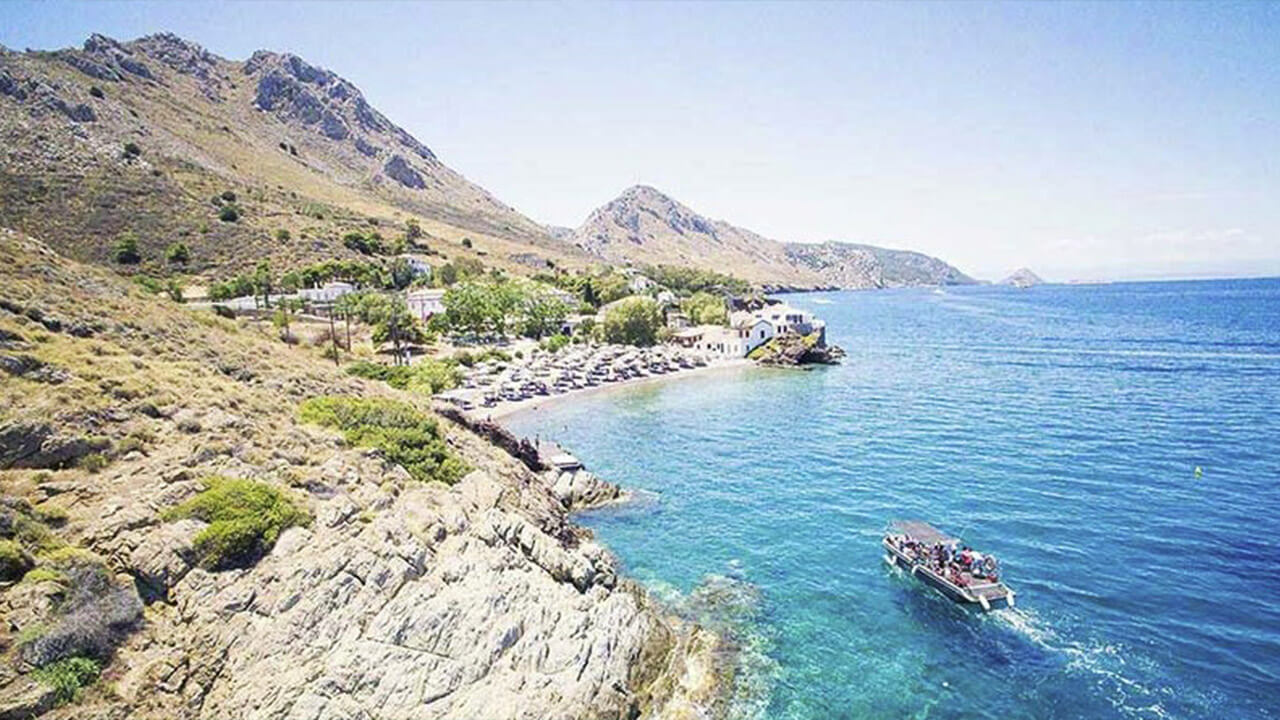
<box><xmin>0</xmin><ymin>228</ymin><xmax>725</xmax><ymax>719</ymax></box>
<box><xmin>571</xmin><ymin>185</ymin><xmax>974</xmax><ymax>290</ymax></box>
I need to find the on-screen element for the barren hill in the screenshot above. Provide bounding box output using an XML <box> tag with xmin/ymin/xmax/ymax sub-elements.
<box><xmin>0</xmin><ymin>33</ymin><xmax>590</xmax><ymax>277</ymax></box>
<box><xmin>570</xmin><ymin>185</ymin><xmax>975</xmax><ymax>289</ymax></box>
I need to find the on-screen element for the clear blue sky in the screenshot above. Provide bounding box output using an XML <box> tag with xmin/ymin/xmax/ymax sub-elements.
<box><xmin>3</xmin><ymin>1</ymin><xmax>1278</xmax><ymax>281</ymax></box>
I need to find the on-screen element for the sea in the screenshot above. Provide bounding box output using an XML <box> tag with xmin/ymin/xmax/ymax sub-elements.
<box><xmin>505</xmin><ymin>278</ymin><xmax>1280</xmax><ymax>720</ymax></box>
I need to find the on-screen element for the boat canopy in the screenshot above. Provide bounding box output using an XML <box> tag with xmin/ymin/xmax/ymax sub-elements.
<box><xmin>888</xmin><ymin>520</ymin><xmax>957</xmax><ymax>546</ymax></box>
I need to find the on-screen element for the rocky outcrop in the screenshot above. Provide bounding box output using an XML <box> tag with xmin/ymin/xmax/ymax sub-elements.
<box><xmin>550</xmin><ymin>468</ymin><xmax>625</xmax><ymax>511</ymax></box>
<box><xmin>750</xmin><ymin>332</ymin><xmax>846</xmax><ymax>367</ymax></box>
<box><xmin>384</xmin><ymin>154</ymin><xmax>426</xmax><ymax>189</ymax></box>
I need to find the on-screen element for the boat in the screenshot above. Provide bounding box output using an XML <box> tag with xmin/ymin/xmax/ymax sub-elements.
<box><xmin>882</xmin><ymin>520</ymin><xmax>1015</xmax><ymax>611</ymax></box>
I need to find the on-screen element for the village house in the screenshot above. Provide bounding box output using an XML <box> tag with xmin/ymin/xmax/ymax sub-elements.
<box><xmin>396</xmin><ymin>254</ymin><xmax>432</xmax><ymax>278</ymax></box>
<box><xmin>754</xmin><ymin>303</ymin><xmax>825</xmax><ymax>345</ymax></box>
<box><xmin>298</xmin><ymin>281</ymin><xmax>355</xmax><ymax>304</ymax></box>
<box><xmin>406</xmin><ymin>288</ymin><xmax>446</xmax><ymax>322</ymax></box>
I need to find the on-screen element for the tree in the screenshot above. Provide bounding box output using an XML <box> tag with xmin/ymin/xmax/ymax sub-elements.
<box><xmin>112</xmin><ymin>233</ymin><xmax>141</xmax><ymax>264</ymax></box>
<box><xmin>520</xmin><ymin>288</ymin><xmax>570</xmax><ymax>339</ymax></box>
<box><xmin>272</xmin><ymin>298</ymin><xmax>303</xmax><ymax>342</ymax></box>
<box><xmin>165</xmin><ymin>242</ymin><xmax>190</xmax><ymax>264</ymax></box>
<box><xmin>434</xmin><ymin>262</ymin><xmax>459</xmax><ymax>287</ymax></box>
<box><xmin>390</xmin><ymin>257</ymin><xmax>414</xmax><ymax>291</ymax></box>
<box><xmin>441</xmin><ymin>281</ymin><xmax>493</xmax><ymax>338</ymax></box>
<box><xmin>681</xmin><ymin>292</ymin><xmax>728</xmax><ymax>325</ymax></box>
<box><xmin>165</xmin><ymin>279</ymin><xmax>184</xmax><ymax>303</ymax></box>
<box><xmin>597</xmin><ymin>296</ymin><xmax>663</xmax><ymax>346</ymax></box>
<box><xmin>461</xmin><ymin>237</ymin><xmax>473</xmax><ymax>248</ymax></box>
<box><xmin>252</xmin><ymin>261</ymin><xmax>274</xmax><ymax>309</ymax></box>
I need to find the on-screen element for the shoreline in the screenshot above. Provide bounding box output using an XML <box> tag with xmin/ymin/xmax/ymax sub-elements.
<box><xmin>477</xmin><ymin>357</ymin><xmax>755</xmax><ymax>424</ymax></box>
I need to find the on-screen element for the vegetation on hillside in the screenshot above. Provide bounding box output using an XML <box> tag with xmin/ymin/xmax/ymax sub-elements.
<box><xmin>298</xmin><ymin>396</ymin><xmax>468</xmax><ymax>484</ymax></box>
<box><xmin>680</xmin><ymin>291</ymin><xmax>729</xmax><ymax>325</ymax></box>
<box><xmin>163</xmin><ymin>477</ymin><xmax>311</xmax><ymax>570</ymax></box>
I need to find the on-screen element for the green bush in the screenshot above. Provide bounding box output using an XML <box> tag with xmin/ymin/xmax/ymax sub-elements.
<box><xmin>163</xmin><ymin>478</ymin><xmax>310</xmax><ymax>570</ymax></box>
<box><xmin>218</xmin><ymin>205</ymin><xmax>240</xmax><ymax>223</ymax></box>
<box><xmin>275</xmin><ymin>228</ymin><xmax>291</xmax><ymax>241</ymax></box>
<box><xmin>33</xmin><ymin>656</ymin><xmax>100</xmax><ymax>706</ymax></box>
<box><xmin>88</xmin><ymin>85</ymin><xmax>104</xmax><ymax>99</ymax></box>
<box><xmin>79</xmin><ymin>453</ymin><xmax>109</xmax><ymax>473</ymax></box>
<box><xmin>220</xmin><ymin>190</ymin><xmax>237</xmax><ymax>202</ymax></box>
<box><xmin>0</xmin><ymin>539</ymin><xmax>32</xmax><ymax>582</ymax></box>
<box><xmin>121</xmin><ymin>142</ymin><xmax>141</xmax><ymax>159</ymax></box>
<box><xmin>22</xmin><ymin>566</ymin><xmax>67</xmax><ymax>585</ymax></box>
<box><xmin>112</xmin><ymin>233</ymin><xmax>141</xmax><ymax>264</ymax></box>
<box><xmin>299</xmin><ymin>397</ymin><xmax>467</xmax><ymax>485</ymax></box>
<box><xmin>540</xmin><ymin>334</ymin><xmax>570</xmax><ymax>353</ymax></box>
<box><xmin>165</xmin><ymin>242</ymin><xmax>190</xmax><ymax>264</ymax></box>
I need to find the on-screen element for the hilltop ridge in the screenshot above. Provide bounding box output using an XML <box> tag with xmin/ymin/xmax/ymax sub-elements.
<box><xmin>0</xmin><ymin>32</ymin><xmax>588</xmax><ymax>277</ymax></box>
<box><xmin>569</xmin><ymin>184</ymin><xmax>975</xmax><ymax>289</ymax></box>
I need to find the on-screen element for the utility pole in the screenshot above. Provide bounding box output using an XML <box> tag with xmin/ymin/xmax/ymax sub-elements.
<box><xmin>328</xmin><ymin>305</ymin><xmax>339</xmax><ymax>367</ymax></box>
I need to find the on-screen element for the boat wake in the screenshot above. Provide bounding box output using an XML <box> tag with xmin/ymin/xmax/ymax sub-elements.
<box><xmin>990</xmin><ymin>608</ymin><xmax>1178</xmax><ymax>719</ymax></box>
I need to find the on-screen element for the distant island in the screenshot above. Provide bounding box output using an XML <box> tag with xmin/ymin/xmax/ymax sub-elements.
<box><xmin>1001</xmin><ymin>268</ymin><xmax>1044</xmax><ymax>288</ymax></box>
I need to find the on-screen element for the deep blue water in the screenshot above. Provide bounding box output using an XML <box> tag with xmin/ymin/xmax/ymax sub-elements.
<box><xmin>507</xmin><ymin>279</ymin><xmax>1280</xmax><ymax>720</ymax></box>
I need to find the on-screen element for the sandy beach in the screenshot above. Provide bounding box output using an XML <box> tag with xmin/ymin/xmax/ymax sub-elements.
<box><xmin>480</xmin><ymin>357</ymin><xmax>755</xmax><ymax>423</ymax></box>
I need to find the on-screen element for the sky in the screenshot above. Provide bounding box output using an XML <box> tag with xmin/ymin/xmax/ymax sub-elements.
<box><xmin>2</xmin><ymin>1</ymin><xmax>1278</xmax><ymax>282</ymax></box>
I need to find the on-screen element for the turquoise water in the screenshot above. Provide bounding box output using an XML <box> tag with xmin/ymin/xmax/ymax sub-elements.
<box><xmin>506</xmin><ymin>279</ymin><xmax>1280</xmax><ymax>719</ymax></box>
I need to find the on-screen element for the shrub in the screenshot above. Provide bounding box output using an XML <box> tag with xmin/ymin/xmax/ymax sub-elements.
<box><xmin>121</xmin><ymin>142</ymin><xmax>141</xmax><ymax>159</ymax></box>
<box><xmin>220</xmin><ymin>190</ymin><xmax>237</xmax><ymax>202</ymax></box>
<box><xmin>299</xmin><ymin>397</ymin><xmax>467</xmax><ymax>484</ymax></box>
<box><xmin>540</xmin><ymin>334</ymin><xmax>570</xmax><ymax>353</ymax></box>
<box><xmin>88</xmin><ymin>85</ymin><xmax>104</xmax><ymax>99</ymax></box>
<box><xmin>162</xmin><ymin>478</ymin><xmax>310</xmax><ymax>570</ymax></box>
<box><xmin>112</xmin><ymin>233</ymin><xmax>141</xmax><ymax>264</ymax></box>
<box><xmin>18</xmin><ymin>560</ymin><xmax>141</xmax><ymax>668</ymax></box>
<box><xmin>33</xmin><ymin>656</ymin><xmax>100</xmax><ymax>706</ymax></box>
<box><xmin>22</xmin><ymin>566</ymin><xmax>67</xmax><ymax>585</ymax></box>
<box><xmin>461</xmin><ymin>237</ymin><xmax>472</xmax><ymax>249</ymax></box>
<box><xmin>0</xmin><ymin>539</ymin><xmax>32</xmax><ymax>582</ymax></box>
<box><xmin>79</xmin><ymin>453</ymin><xmax>108</xmax><ymax>473</ymax></box>
<box><xmin>219</xmin><ymin>205</ymin><xmax>240</xmax><ymax>223</ymax></box>
<box><xmin>33</xmin><ymin>503</ymin><xmax>69</xmax><ymax>526</ymax></box>
<box><xmin>275</xmin><ymin>228</ymin><xmax>291</xmax><ymax>241</ymax></box>
<box><xmin>404</xmin><ymin>359</ymin><xmax>462</xmax><ymax>395</ymax></box>
<box><xmin>165</xmin><ymin>242</ymin><xmax>190</xmax><ymax>264</ymax></box>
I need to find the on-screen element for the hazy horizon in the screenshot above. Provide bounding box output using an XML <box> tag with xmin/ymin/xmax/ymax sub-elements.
<box><xmin>3</xmin><ymin>1</ymin><xmax>1278</xmax><ymax>283</ymax></box>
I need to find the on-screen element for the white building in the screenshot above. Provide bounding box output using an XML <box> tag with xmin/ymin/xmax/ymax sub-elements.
<box><xmin>678</xmin><ymin>318</ymin><xmax>773</xmax><ymax>358</ymax></box>
<box><xmin>397</xmin><ymin>254</ymin><xmax>432</xmax><ymax>278</ymax></box>
<box><xmin>753</xmin><ymin>303</ymin><xmax>826</xmax><ymax>344</ymax></box>
<box><xmin>298</xmin><ymin>281</ymin><xmax>355</xmax><ymax>304</ymax></box>
<box><xmin>628</xmin><ymin>275</ymin><xmax>655</xmax><ymax>293</ymax></box>
<box><xmin>407</xmin><ymin>288</ymin><xmax>446</xmax><ymax>322</ymax></box>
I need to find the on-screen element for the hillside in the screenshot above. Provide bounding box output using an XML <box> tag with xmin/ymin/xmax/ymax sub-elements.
<box><xmin>0</xmin><ymin>33</ymin><xmax>591</xmax><ymax>279</ymax></box>
<box><xmin>0</xmin><ymin>227</ymin><xmax>723</xmax><ymax>719</ymax></box>
<box><xmin>570</xmin><ymin>185</ymin><xmax>975</xmax><ymax>289</ymax></box>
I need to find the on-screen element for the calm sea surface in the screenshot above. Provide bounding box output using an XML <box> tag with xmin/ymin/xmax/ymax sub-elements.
<box><xmin>506</xmin><ymin>279</ymin><xmax>1280</xmax><ymax>720</ymax></box>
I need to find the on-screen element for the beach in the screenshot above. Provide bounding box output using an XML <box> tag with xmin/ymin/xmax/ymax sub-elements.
<box><xmin>482</xmin><ymin>356</ymin><xmax>755</xmax><ymax>423</ymax></box>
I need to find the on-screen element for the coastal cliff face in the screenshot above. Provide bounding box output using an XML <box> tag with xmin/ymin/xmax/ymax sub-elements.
<box><xmin>0</xmin><ymin>229</ymin><xmax>724</xmax><ymax>720</ymax></box>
